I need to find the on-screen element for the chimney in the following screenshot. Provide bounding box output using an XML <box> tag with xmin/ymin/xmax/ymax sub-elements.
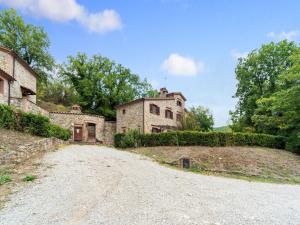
<box><xmin>159</xmin><ymin>87</ymin><xmax>168</xmax><ymax>97</ymax></box>
<box><xmin>70</xmin><ymin>104</ymin><xmax>82</xmax><ymax>113</ymax></box>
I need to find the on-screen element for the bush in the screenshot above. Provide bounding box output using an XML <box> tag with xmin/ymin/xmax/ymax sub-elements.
<box><xmin>115</xmin><ymin>129</ymin><xmax>140</xmax><ymax>148</ymax></box>
<box><xmin>19</xmin><ymin>112</ymin><xmax>50</xmax><ymax>137</ymax></box>
<box><xmin>0</xmin><ymin>104</ymin><xmax>70</xmax><ymax>141</ymax></box>
<box><xmin>115</xmin><ymin>131</ymin><xmax>285</xmax><ymax>150</ymax></box>
<box><xmin>0</xmin><ymin>104</ymin><xmax>16</xmax><ymax>129</ymax></box>
<box><xmin>48</xmin><ymin>124</ymin><xmax>71</xmax><ymax>141</ymax></box>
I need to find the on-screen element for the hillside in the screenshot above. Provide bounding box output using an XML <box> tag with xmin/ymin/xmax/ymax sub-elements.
<box><xmin>130</xmin><ymin>146</ymin><xmax>300</xmax><ymax>183</ymax></box>
<box><xmin>214</xmin><ymin>126</ymin><xmax>232</xmax><ymax>132</ymax></box>
<box><xmin>36</xmin><ymin>100</ymin><xmax>69</xmax><ymax>112</ymax></box>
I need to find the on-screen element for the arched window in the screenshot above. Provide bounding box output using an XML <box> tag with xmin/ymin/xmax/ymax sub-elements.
<box><xmin>150</xmin><ymin>104</ymin><xmax>160</xmax><ymax>115</ymax></box>
<box><xmin>165</xmin><ymin>109</ymin><xmax>173</xmax><ymax>119</ymax></box>
<box><xmin>177</xmin><ymin>100</ymin><xmax>182</xmax><ymax>107</ymax></box>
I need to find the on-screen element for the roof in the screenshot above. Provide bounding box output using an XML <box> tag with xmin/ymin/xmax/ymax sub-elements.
<box><xmin>166</xmin><ymin>92</ymin><xmax>187</xmax><ymax>101</ymax></box>
<box><xmin>0</xmin><ymin>46</ymin><xmax>38</xmax><ymax>78</ymax></box>
<box><xmin>115</xmin><ymin>96</ymin><xmax>175</xmax><ymax>108</ymax></box>
<box><xmin>49</xmin><ymin>111</ymin><xmax>104</xmax><ymax>118</ymax></box>
<box><xmin>0</xmin><ymin>68</ymin><xmax>15</xmax><ymax>81</ymax></box>
<box><xmin>21</xmin><ymin>85</ymin><xmax>36</xmax><ymax>95</ymax></box>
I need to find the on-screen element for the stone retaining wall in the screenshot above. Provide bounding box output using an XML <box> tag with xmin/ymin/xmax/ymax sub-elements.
<box><xmin>10</xmin><ymin>97</ymin><xmax>50</xmax><ymax>117</ymax></box>
<box><xmin>0</xmin><ymin>138</ymin><xmax>66</xmax><ymax>165</ymax></box>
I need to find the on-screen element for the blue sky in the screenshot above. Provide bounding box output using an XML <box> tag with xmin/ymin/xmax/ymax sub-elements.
<box><xmin>1</xmin><ymin>0</ymin><xmax>299</xmax><ymax>126</ymax></box>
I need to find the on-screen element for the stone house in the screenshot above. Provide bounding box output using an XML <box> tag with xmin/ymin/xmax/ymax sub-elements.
<box><xmin>0</xmin><ymin>46</ymin><xmax>115</xmax><ymax>145</ymax></box>
<box><xmin>116</xmin><ymin>88</ymin><xmax>186</xmax><ymax>133</ymax></box>
<box><xmin>50</xmin><ymin>105</ymin><xmax>116</xmax><ymax>145</ymax></box>
<box><xmin>0</xmin><ymin>45</ymin><xmax>48</xmax><ymax>116</ymax></box>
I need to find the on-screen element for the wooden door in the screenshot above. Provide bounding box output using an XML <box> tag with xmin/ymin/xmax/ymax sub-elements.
<box><xmin>74</xmin><ymin>127</ymin><xmax>83</xmax><ymax>141</ymax></box>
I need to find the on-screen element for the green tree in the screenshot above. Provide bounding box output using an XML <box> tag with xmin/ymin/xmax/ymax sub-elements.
<box><xmin>231</xmin><ymin>40</ymin><xmax>299</xmax><ymax>132</ymax></box>
<box><xmin>252</xmin><ymin>52</ymin><xmax>300</xmax><ymax>152</ymax></box>
<box><xmin>182</xmin><ymin>111</ymin><xmax>200</xmax><ymax>131</ymax></box>
<box><xmin>60</xmin><ymin>53</ymin><xmax>155</xmax><ymax>120</ymax></box>
<box><xmin>183</xmin><ymin>106</ymin><xmax>214</xmax><ymax>131</ymax></box>
<box><xmin>38</xmin><ymin>77</ymin><xmax>79</xmax><ymax>107</ymax></box>
<box><xmin>0</xmin><ymin>9</ymin><xmax>54</xmax><ymax>83</ymax></box>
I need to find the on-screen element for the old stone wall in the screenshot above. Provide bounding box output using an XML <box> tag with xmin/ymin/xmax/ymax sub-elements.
<box><xmin>10</xmin><ymin>97</ymin><xmax>50</xmax><ymax>117</ymax></box>
<box><xmin>0</xmin><ymin>51</ymin><xmax>13</xmax><ymax>75</ymax></box>
<box><xmin>0</xmin><ymin>73</ymin><xmax>9</xmax><ymax>105</ymax></box>
<box><xmin>0</xmin><ymin>48</ymin><xmax>37</xmax><ymax>103</ymax></box>
<box><xmin>50</xmin><ymin>112</ymin><xmax>106</xmax><ymax>142</ymax></box>
<box><xmin>116</xmin><ymin>100</ymin><xmax>144</xmax><ymax>133</ymax></box>
<box><xmin>0</xmin><ymin>137</ymin><xmax>65</xmax><ymax>165</ymax></box>
<box><xmin>10</xmin><ymin>60</ymin><xmax>37</xmax><ymax>103</ymax></box>
<box><xmin>103</xmin><ymin>121</ymin><xmax>116</xmax><ymax>145</ymax></box>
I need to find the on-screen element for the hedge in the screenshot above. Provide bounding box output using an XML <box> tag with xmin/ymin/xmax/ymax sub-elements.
<box><xmin>0</xmin><ymin>104</ymin><xmax>70</xmax><ymax>141</ymax></box>
<box><xmin>115</xmin><ymin>131</ymin><xmax>285</xmax><ymax>149</ymax></box>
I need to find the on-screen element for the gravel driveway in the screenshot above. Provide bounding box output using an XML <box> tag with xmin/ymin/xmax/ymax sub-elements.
<box><xmin>0</xmin><ymin>145</ymin><xmax>300</xmax><ymax>225</ymax></box>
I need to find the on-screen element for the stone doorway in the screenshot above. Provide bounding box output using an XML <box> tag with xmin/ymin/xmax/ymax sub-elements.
<box><xmin>87</xmin><ymin>123</ymin><xmax>96</xmax><ymax>142</ymax></box>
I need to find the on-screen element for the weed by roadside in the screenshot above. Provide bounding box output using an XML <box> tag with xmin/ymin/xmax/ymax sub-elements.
<box><xmin>0</xmin><ymin>175</ymin><xmax>12</xmax><ymax>185</ymax></box>
<box><xmin>22</xmin><ymin>175</ymin><xmax>37</xmax><ymax>182</ymax></box>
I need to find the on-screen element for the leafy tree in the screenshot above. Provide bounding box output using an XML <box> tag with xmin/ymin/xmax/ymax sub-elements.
<box><xmin>0</xmin><ymin>9</ymin><xmax>54</xmax><ymax>83</ymax></box>
<box><xmin>38</xmin><ymin>78</ymin><xmax>79</xmax><ymax>107</ymax></box>
<box><xmin>231</xmin><ymin>40</ymin><xmax>299</xmax><ymax>132</ymax></box>
<box><xmin>252</xmin><ymin>52</ymin><xmax>300</xmax><ymax>152</ymax></box>
<box><xmin>60</xmin><ymin>53</ymin><xmax>155</xmax><ymax>120</ymax></box>
<box><xmin>182</xmin><ymin>106</ymin><xmax>214</xmax><ymax>131</ymax></box>
<box><xmin>182</xmin><ymin>111</ymin><xmax>200</xmax><ymax>131</ymax></box>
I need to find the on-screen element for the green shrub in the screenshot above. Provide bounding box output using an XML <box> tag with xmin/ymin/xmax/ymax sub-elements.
<box><xmin>48</xmin><ymin>124</ymin><xmax>71</xmax><ymax>141</ymax></box>
<box><xmin>0</xmin><ymin>104</ymin><xmax>16</xmax><ymax>129</ymax></box>
<box><xmin>0</xmin><ymin>104</ymin><xmax>70</xmax><ymax>141</ymax></box>
<box><xmin>115</xmin><ymin>129</ymin><xmax>140</xmax><ymax>148</ymax></box>
<box><xmin>19</xmin><ymin>112</ymin><xmax>50</xmax><ymax>137</ymax></box>
<box><xmin>115</xmin><ymin>131</ymin><xmax>285</xmax><ymax>150</ymax></box>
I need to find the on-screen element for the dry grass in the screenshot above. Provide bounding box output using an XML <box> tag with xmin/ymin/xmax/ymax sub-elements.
<box><xmin>129</xmin><ymin>146</ymin><xmax>300</xmax><ymax>183</ymax></box>
<box><xmin>0</xmin><ymin>129</ymin><xmax>42</xmax><ymax>153</ymax></box>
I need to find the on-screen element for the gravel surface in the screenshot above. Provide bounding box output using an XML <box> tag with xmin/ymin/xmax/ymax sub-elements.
<box><xmin>0</xmin><ymin>145</ymin><xmax>300</xmax><ymax>225</ymax></box>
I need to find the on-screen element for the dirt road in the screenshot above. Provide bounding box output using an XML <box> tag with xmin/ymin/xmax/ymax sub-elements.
<box><xmin>0</xmin><ymin>145</ymin><xmax>299</xmax><ymax>225</ymax></box>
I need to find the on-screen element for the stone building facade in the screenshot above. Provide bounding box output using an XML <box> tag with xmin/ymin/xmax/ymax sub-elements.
<box><xmin>116</xmin><ymin>88</ymin><xmax>186</xmax><ymax>134</ymax></box>
<box><xmin>0</xmin><ymin>46</ymin><xmax>39</xmax><ymax>112</ymax></box>
<box><xmin>50</xmin><ymin>105</ymin><xmax>116</xmax><ymax>145</ymax></box>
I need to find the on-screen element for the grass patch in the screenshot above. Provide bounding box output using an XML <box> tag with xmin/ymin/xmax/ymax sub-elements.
<box><xmin>22</xmin><ymin>175</ymin><xmax>37</xmax><ymax>182</ymax></box>
<box><xmin>0</xmin><ymin>175</ymin><xmax>12</xmax><ymax>185</ymax></box>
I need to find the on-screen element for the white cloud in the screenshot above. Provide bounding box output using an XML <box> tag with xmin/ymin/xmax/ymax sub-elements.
<box><xmin>231</xmin><ymin>49</ymin><xmax>248</xmax><ymax>60</ymax></box>
<box><xmin>161</xmin><ymin>53</ymin><xmax>204</xmax><ymax>76</ymax></box>
<box><xmin>0</xmin><ymin>0</ymin><xmax>122</xmax><ymax>33</ymax></box>
<box><xmin>267</xmin><ymin>30</ymin><xmax>299</xmax><ymax>41</ymax></box>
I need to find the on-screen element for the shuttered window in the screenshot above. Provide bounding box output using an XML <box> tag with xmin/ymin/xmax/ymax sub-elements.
<box><xmin>165</xmin><ymin>109</ymin><xmax>173</xmax><ymax>119</ymax></box>
<box><xmin>150</xmin><ymin>104</ymin><xmax>160</xmax><ymax>115</ymax></box>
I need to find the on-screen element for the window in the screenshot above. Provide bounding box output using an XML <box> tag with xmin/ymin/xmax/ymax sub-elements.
<box><xmin>122</xmin><ymin>109</ymin><xmax>126</xmax><ymax>114</ymax></box>
<box><xmin>150</xmin><ymin>104</ymin><xmax>160</xmax><ymax>115</ymax></box>
<box><xmin>165</xmin><ymin>109</ymin><xmax>173</xmax><ymax>119</ymax></box>
<box><xmin>152</xmin><ymin>127</ymin><xmax>161</xmax><ymax>133</ymax></box>
<box><xmin>176</xmin><ymin>113</ymin><xmax>182</xmax><ymax>121</ymax></box>
<box><xmin>177</xmin><ymin>100</ymin><xmax>182</xmax><ymax>107</ymax></box>
<box><xmin>0</xmin><ymin>78</ymin><xmax>3</xmax><ymax>95</ymax></box>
